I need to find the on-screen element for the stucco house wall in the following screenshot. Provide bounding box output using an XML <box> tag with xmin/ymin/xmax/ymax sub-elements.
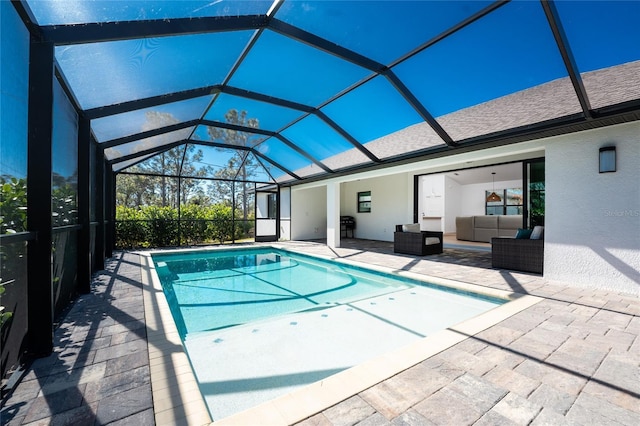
<box><xmin>291</xmin><ymin>186</ymin><xmax>327</xmax><ymax>240</ymax></box>
<box><xmin>340</xmin><ymin>173</ymin><xmax>410</xmax><ymax>242</ymax></box>
<box><xmin>544</xmin><ymin>121</ymin><xmax>640</xmax><ymax>294</ymax></box>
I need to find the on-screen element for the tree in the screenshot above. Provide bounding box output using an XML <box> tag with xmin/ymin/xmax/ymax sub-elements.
<box><xmin>206</xmin><ymin>109</ymin><xmax>262</xmax><ymax>220</ymax></box>
<box><xmin>115</xmin><ymin>111</ymin><xmax>213</xmax><ymax>208</ymax></box>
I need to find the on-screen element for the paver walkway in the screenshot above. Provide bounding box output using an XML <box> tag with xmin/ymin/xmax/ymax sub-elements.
<box><xmin>1</xmin><ymin>252</ymin><xmax>154</xmax><ymax>425</ymax></box>
<box><xmin>1</xmin><ymin>240</ymin><xmax>638</xmax><ymax>425</ymax></box>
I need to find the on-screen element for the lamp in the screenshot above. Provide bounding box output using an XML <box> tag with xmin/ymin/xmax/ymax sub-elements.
<box><xmin>599</xmin><ymin>146</ymin><xmax>616</xmax><ymax>173</ymax></box>
<box><xmin>486</xmin><ymin>172</ymin><xmax>502</xmax><ymax>202</ymax></box>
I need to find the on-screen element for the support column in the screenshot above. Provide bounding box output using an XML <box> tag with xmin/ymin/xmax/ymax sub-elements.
<box><xmin>326</xmin><ymin>182</ymin><xmax>341</xmax><ymax>249</ymax></box>
<box><xmin>94</xmin><ymin>147</ymin><xmax>105</xmax><ymax>269</ymax></box>
<box><xmin>77</xmin><ymin>117</ymin><xmax>91</xmax><ymax>293</ymax></box>
<box><xmin>105</xmin><ymin>168</ymin><xmax>115</xmax><ymax>258</ymax></box>
<box><xmin>26</xmin><ymin>39</ymin><xmax>54</xmax><ymax>356</ymax></box>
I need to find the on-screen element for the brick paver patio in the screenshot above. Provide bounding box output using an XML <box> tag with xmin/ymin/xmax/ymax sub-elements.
<box><xmin>1</xmin><ymin>240</ymin><xmax>638</xmax><ymax>425</ymax></box>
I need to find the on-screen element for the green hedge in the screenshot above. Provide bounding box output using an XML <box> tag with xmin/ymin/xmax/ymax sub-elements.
<box><xmin>115</xmin><ymin>204</ymin><xmax>253</xmax><ymax>248</ymax></box>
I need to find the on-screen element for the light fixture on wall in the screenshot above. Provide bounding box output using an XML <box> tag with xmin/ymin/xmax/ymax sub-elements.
<box><xmin>486</xmin><ymin>172</ymin><xmax>502</xmax><ymax>202</ymax></box>
<box><xmin>599</xmin><ymin>146</ymin><xmax>616</xmax><ymax>173</ymax></box>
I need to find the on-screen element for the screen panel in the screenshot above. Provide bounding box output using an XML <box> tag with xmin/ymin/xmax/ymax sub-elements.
<box><xmin>228</xmin><ymin>30</ymin><xmax>370</xmax><ymax>106</ymax></box>
<box><xmin>104</xmin><ymin>127</ymin><xmax>194</xmax><ymax>161</ymax></box>
<box><xmin>555</xmin><ymin>1</ymin><xmax>640</xmax><ymax>109</ymax></box>
<box><xmin>281</xmin><ymin>115</ymin><xmax>368</xmax><ymax>166</ymax></box>
<box><xmin>205</xmin><ymin>94</ymin><xmax>304</xmax><ymax>132</ymax></box>
<box><xmin>56</xmin><ymin>31</ymin><xmax>253</xmax><ymax>109</ymax></box>
<box><xmin>393</xmin><ymin>1</ymin><xmax>581</xmax><ymax>141</ymax></box>
<box><xmin>321</xmin><ymin>76</ymin><xmax>423</xmax><ymax>145</ymax></box>
<box><xmin>92</xmin><ymin>96</ymin><xmax>212</xmax><ymax>142</ymax></box>
<box><xmin>274</xmin><ymin>0</ymin><xmax>492</xmax><ymax>64</ymax></box>
<box><xmin>27</xmin><ymin>0</ymin><xmax>272</xmax><ymax>25</ymax></box>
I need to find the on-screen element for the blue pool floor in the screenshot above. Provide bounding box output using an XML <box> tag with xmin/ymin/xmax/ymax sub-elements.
<box><xmin>184</xmin><ymin>284</ymin><xmax>500</xmax><ymax>420</ymax></box>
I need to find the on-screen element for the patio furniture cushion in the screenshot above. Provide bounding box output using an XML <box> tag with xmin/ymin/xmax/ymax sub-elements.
<box><xmin>515</xmin><ymin>228</ymin><xmax>533</xmax><ymax>239</ymax></box>
<box><xmin>402</xmin><ymin>223</ymin><xmax>421</xmax><ymax>233</ymax></box>
<box><xmin>455</xmin><ymin>216</ymin><xmax>474</xmax><ymax>241</ymax></box>
<box><xmin>456</xmin><ymin>215</ymin><xmax>523</xmax><ymax>242</ymax></box>
<box><xmin>530</xmin><ymin>225</ymin><xmax>544</xmax><ymax>240</ymax></box>
<box><xmin>497</xmin><ymin>215</ymin><xmax>521</xmax><ymax>237</ymax></box>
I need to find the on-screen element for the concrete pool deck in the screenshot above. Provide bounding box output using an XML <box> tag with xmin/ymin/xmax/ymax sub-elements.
<box><xmin>1</xmin><ymin>239</ymin><xmax>638</xmax><ymax>425</ymax></box>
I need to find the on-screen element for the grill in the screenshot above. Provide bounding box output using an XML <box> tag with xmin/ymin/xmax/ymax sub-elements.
<box><xmin>340</xmin><ymin>216</ymin><xmax>355</xmax><ymax>238</ymax></box>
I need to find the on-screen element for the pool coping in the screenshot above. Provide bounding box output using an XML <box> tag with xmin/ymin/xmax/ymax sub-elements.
<box><xmin>138</xmin><ymin>245</ymin><xmax>543</xmax><ymax>425</ymax></box>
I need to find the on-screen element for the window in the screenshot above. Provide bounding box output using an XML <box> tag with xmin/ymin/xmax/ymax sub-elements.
<box><xmin>267</xmin><ymin>193</ymin><xmax>277</xmax><ymax>219</ymax></box>
<box><xmin>485</xmin><ymin>188</ymin><xmax>523</xmax><ymax>215</ymax></box>
<box><xmin>357</xmin><ymin>191</ymin><xmax>371</xmax><ymax>213</ymax></box>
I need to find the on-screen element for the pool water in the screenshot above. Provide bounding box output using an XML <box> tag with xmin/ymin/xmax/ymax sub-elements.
<box><xmin>151</xmin><ymin>247</ymin><xmax>505</xmax><ymax>420</ymax></box>
<box><xmin>153</xmin><ymin>248</ymin><xmax>415</xmax><ymax>338</ymax></box>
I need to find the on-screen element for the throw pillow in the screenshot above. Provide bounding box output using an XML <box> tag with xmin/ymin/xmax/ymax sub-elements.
<box><xmin>402</xmin><ymin>223</ymin><xmax>421</xmax><ymax>233</ymax></box>
<box><xmin>530</xmin><ymin>226</ymin><xmax>544</xmax><ymax>240</ymax></box>
<box><xmin>515</xmin><ymin>228</ymin><xmax>533</xmax><ymax>239</ymax></box>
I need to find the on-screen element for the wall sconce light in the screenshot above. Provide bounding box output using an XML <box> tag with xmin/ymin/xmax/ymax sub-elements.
<box><xmin>599</xmin><ymin>146</ymin><xmax>616</xmax><ymax>173</ymax></box>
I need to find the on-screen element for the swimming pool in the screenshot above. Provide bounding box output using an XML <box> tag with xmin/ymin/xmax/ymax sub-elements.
<box><xmin>150</xmin><ymin>247</ymin><xmax>506</xmax><ymax>420</ymax></box>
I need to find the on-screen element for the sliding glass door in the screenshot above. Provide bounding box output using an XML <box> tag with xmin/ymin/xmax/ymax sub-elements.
<box><xmin>524</xmin><ymin>159</ymin><xmax>545</xmax><ymax>228</ymax></box>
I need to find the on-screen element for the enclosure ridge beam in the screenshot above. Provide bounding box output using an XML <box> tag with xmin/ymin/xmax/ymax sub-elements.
<box><xmin>388</xmin><ymin>0</ymin><xmax>509</xmax><ymax>69</ymax></box>
<box><xmin>200</xmin><ymin>119</ymin><xmax>276</xmax><ymax>137</ymax></box>
<box><xmin>253</xmin><ymin>150</ymin><xmax>302</xmax><ymax>181</ymax></box>
<box><xmin>84</xmin><ymin>85</ymin><xmax>223</xmax><ymax>119</ymax></box>
<box><xmin>107</xmin><ymin>140</ymin><xmax>186</xmax><ymax>165</ymax></box>
<box><xmin>541</xmin><ymin>0</ymin><xmax>592</xmax><ymax>119</ymax></box>
<box><xmin>314</xmin><ymin>110</ymin><xmax>381</xmax><ymax>163</ymax></box>
<box><xmin>190</xmin><ymin>140</ymin><xmax>254</xmax><ymax>152</ymax></box>
<box><xmin>222</xmin><ymin>86</ymin><xmax>315</xmax><ymax>113</ymax></box>
<box><xmin>40</xmin><ymin>15</ymin><xmax>269</xmax><ymax>45</ymax></box>
<box><xmin>268</xmin><ymin>18</ymin><xmax>386</xmax><ymax>73</ymax></box>
<box><xmin>275</xmin><ymin>134</ymin><xmax>334</xmax><ymax>174</ymax></box>
<box><xmin>10</xmin><ymin>0</ymin><xmax>43</xmax><ymax>41</ymax></box>
<box><xmin>100</xmin><ymin>120</ymin><xmax>200</xmax><ymax>148</ymax></box>
<box><xmin>383</xmin><ymin>71</ymin><xmax>457</xmax><ymax>147</ymax></box>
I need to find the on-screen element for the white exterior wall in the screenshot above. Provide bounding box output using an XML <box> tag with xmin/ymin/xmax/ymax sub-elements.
<box><xmin>291</xmin><ymin>186</ymin><xmax>327</xmax><ymax>240</ymax></box>
<box><xmin>340</xmin><ymin>174</ymin><xmax>410</xmax><ymax>241</ymax></box>
<box><xmin>545</xmin><ymin>122</ymin><xmax>640</xmax><ymax>294</ymax></box>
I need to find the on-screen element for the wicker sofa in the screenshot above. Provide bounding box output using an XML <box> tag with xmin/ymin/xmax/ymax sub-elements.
<box><xmin>491</xmin><ymin>237</ymin><xmax>544</xmax><ymax>274</ymax></box>
<box><xmin>394</xmin><ymin>224</ymin><xmax>443</xmax><ymax>256</ymax></box>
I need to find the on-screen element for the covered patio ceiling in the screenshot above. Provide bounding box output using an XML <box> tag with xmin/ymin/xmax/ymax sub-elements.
<box><xmin>16</xmin><ymin>0</ymin><xmax>640</xmax><ymax>184</ymax></box>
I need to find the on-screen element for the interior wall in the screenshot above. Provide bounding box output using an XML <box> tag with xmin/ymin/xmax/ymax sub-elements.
<box><xmin>341</xmin><ymin>173</ymin><xmax>410</xmax><ymax>242</ymax></box>
<box><xmin>291</xmin><ymin>186</ymin><xmax>327</xmax><ymax>240</ymax></box>
<box><xmin>417</xmin><ymin>174</ymin><xmax>444</xmax><ymax>231</ymax></box>
<box><xmin>545</xmin><ymin>121</ymin><xmax>640</xmax><ymax>294</ymax></box>
<box><xmin>459</xmin><ymin>179</ymin><xmax>523</xmax><ymax>216</ymax></box>
<box><xmin>444</xmin><ymin>176</ymin><xmax>462</xmax><ymax>233</ymax></box>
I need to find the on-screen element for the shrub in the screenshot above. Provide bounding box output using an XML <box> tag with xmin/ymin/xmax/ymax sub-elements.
<box><xmin>115</xmin><ymin>203</ymin><xmax>240</xmax><ymax>248</ymax></box>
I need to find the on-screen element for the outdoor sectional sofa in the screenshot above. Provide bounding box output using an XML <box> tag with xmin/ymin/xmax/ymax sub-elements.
<box><xmin>394</xmin><ymin>224</ymin><xmax>443</xmax><ymax>256</ymax></box>
<box><xmin>455</xmin><ymin>215</ymin><xmax>522</xmax><ymax>243</ymax></box>
<box><xmin>491</xmin><ymin>237</ymin><xmax>544</xmax><ymax>274</ymax></box>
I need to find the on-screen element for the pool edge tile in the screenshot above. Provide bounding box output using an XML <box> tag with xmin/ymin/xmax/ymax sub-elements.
<box><xmin>139</xmin><ymin>252</ymin><xmax>214</xmax><ymax>426</ymax></box>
